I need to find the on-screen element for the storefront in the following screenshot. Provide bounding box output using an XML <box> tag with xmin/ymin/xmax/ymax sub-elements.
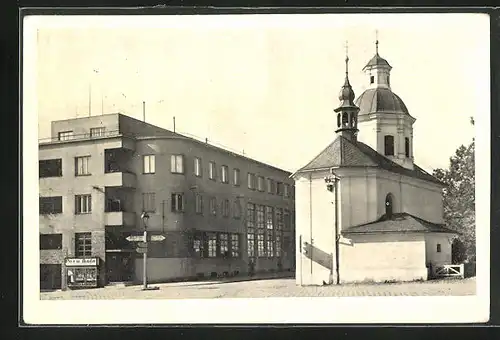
<box><xmin>65</xmin><ymin>257</ymin><xmax>100</xmax><ymax>289</ymax></box>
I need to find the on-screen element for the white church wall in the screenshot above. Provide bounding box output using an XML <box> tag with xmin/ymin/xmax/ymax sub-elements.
<box><xmin>340</xmin><ymin>233</ymin><xmax>428</xmax><ymax>283</ymax></box>
<box><xmin>295</xmin><ymin>172</ymin><xmax>336</xmax><ymax>286</ymax></box>
<box><xmin>424</xmin><ymin>233</ymin><xmax>453</xmax><ymax>267</ymax></box>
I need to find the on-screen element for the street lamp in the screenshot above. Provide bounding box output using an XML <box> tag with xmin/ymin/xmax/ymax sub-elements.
<box><xmin>141</xmin><ymin>211</ymin><xmax>150</xmax><ymax>231</ymax></box>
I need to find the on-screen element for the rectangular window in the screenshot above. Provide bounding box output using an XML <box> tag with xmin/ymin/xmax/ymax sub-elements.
<box><xmin>370</xmin><ymin>75</ymin><xmax>375</xmax><ymax>84</ymax></box>
<box><xmin>384</xmin><ymin>135</ymin><xmax>395</xmax><ymax>156</ymax></box>
<box><xmin>90</xmin><ymin>127</ymin><xmax>105</xmax><ymax>137</ymax></box>
<box><xmin>221</xmin><ymin>165</ymin><xmax>229</xmax><ymax>183</ymax></box>
<box><xmin>142</xmin><ymin>192</ymin><xmax>156</xmax><ymax>213</ymax></box>
<box><xmin>58</xmin><ymin>131</ymin><xmax>73</xmax><ymax>141</ymax></box>
<box><xmin>266</xmin><ymin>206</ymin><xmax>274</xmax><ymax>230</ymax></box>
<box><xmin>195</xmin><ymin>194</ymin><xmax>203</xmax><ymax>214</ymax></box>
<box><xmin>248</xmin><ymin>173</ymin><xmax>256</xmax><ymax>190</ymax></box>
<box><xmin>257</xmin><ymin>176</ymin><xmax>265</xmax><ymax>191</ymax></box>
<box><xmin>437</xmin><ymin>244</ymin><xmax>442</xmax><ymax>253</ymax></box>
<box><xmin>75</xmin><ymin>156</ymin><xmax>91</xmax><ymax>176</ymax></box>
<box><xmin>266</xmin><ymin>230</ymin><xmax>274</xmax><ymax>257</ymax></box>
<box><xmin>231</xmin><ymin>234</ymin><xmax>240</xmax><ymax>258</ymax></box>
<box><xmin>276</xmin><ymin>233</ymin><xmax>282</xmax><ymax>257</ymax></box>
<box><xmin>256</xmin><ymin>205</ymin><xmax>265</xmax><ymax>229</ymax></box>
<box><xmin>40</xmin><ymin>234</ymin><xmax>62</xmax><ymax>250</ymax></box>
<box><xmin>39</xmin><ymin>159</ymin><xmax>62</xmax><ymax>178</ymax></box>
<box><xmin>219</xmin><ymin>233</ymin><xmax>229</xmax><ymax>257</ymax></box>
<box><xmin>257</xmin><ymin>231</ymin><xmax>265</xmax><ymax>257</ymax></box>
<box><xmin>233</xmin><ymin>198</ymin><xmax>242</xmax><ymax>219</ymax></box>
<box><xmin>246</xmin><ymin>203</ymin><xmax>255</xmax><ymax>228</ymax></box>
<box><xmin>276</xmin><ymin>208</ymin><xmax>284</xmax><ymax>230</ymax></box>
<box><xmin>405</xmin><ymin>137</ymin><xmax>410</xmax><ymax>158</ymax></box>
<box><xmin>143</xmin><ymin>155</ymin><xmax>156</xmax><ymax>174</ymax></box>
<box><xmin>170</xmin><ymin>155</ymin><xmax>184</xmax><ymax>174</ymax></box>
<box><xmin>193</xmin><ymin>233</ymin><xmax>203</xmax><ymax>257</ymax></box>
<box><xmin>222</xmin><ymin>199</ymin><xmax>230</xmax><ymax>217</ymax></box>
<box><xmin>233</xmin><ymin>168</ymin><xmax>240</xmax><ymax>186</ymax></box>
<box><xmin>247</xmin><ymin>231</ymin><xmax>255</xmax><ymax>257</ymax></box>
<box><xmin>207</xmin><ymin>233</ymin><xmax>217</xmax><ymax>257</ymax></box>
<box><xmin>75</xmin><ymin>194</ymin><xmax>91</xmax><ymax>214</ymax></box>
<box><xmin>171</xmin><ymin>193</ymin><xmax>184</xmax><ymax>212</ymax></box>
<box><xmin>209</xmin><ymin>161</ymin><xmax>216</xmax><ymax>180</ymax></box>
<box><xmin>39</xmin><ymin>196</ymin><xmax>63</xmax><ymax>214</ymax></box>
<box><xmin>75</xmin><ymin>232</ymin><xmax>92</xmax><ymax>257</ymax></box>
<box><xmin>194</xmin><ymin>157</ymin><xmax>202</xmax><ymax>177</ymax></box>
<box><xmin>267</xmin><ymin>178</ymin><xmax>275</xmax><ymax>194</ymax></box>
<box><xmin>277</xmin><ymin>182</ymin><xmax>285</xmax><ymax>196</ymax></box>
<box><xmin>209</xmin><ymin>197</ymin><xmax>217</xmax><ymax>216</ymax></box>
<box><xmin>284</xmin><ymin>184</ymin><xmax>290</xmax><ymax>198</ymax></box>
<box><xmin>284</xmin><ymin>209</ymin><xmax>290</xmax><ymax>230</ymax></box>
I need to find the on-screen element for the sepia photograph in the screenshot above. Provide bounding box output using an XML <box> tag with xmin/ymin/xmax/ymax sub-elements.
<box><xmin>22</xmin><ymin>10</ymin><xmax>490</xmax><ymax>324</ymax></box>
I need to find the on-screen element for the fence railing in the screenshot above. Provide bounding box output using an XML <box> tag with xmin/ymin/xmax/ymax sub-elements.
<box><xmin>38</xmin><ymin>130</ymin><xmax>128</xmax><ymax>144</ymax></box>
<box><xmin>432</xmin><ymin>264</ymin><xmax>464</xmax><ymax>279</ymax></box>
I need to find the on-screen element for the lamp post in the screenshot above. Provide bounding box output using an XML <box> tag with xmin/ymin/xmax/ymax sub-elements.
<box><xmin>141</xmin><ymin>211</ymin><xmax>150</xmax><ymax>290</ymax></box>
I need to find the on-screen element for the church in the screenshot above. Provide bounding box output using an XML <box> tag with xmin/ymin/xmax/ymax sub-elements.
<box><xmin>292</xmin><ymin>40</ymin><xmax>457</xmax><ymax>285</ymax></box>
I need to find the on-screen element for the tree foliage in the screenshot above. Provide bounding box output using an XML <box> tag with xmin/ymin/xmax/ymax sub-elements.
<box><xmin>432</xmin><ymin>133</ymin><xmax>475</xmax><ymax>263</ymax></box>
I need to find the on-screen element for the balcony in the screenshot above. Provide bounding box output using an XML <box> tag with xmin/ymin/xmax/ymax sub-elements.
<box><xmin>104</xmin><ymin>211</ymin><xmax>136</xmax><ymax>227</ymax></box>
<box><xmin>104</xmin><ymin>171</ymin><xmax>136</xmax><ymax>188</ymax></box>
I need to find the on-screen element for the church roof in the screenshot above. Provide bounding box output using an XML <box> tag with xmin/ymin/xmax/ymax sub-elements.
<box><xmin>294</xmin><ymin>136</ymin><xmax>443</xmax><ymax>185</ymax></box>
<box><xmin>363</xmin><ymin>53</ymin><xmax>392</xmax><ymax>70</ymax></box>
<box><xmin>341</xmin><ymin>212</ymin><xmax>458</xmax><ymax>235</ymax></box>
<box><xmin>355</xmin><ymin>88</ymin><xmax>410</xmax><ymax>116</ymax></box>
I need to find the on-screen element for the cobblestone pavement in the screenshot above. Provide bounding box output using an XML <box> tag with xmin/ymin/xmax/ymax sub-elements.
<box><xmin>40</xmin><ymin>277</ymin><xmax>476</xmax><ymax>300</ymax></box>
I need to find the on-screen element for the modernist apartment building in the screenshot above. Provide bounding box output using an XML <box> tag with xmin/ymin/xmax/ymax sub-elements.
<box><xmin>39</xmin><ymin>113</ymin><xmax>295</xmax><ymax>290</ymax></box>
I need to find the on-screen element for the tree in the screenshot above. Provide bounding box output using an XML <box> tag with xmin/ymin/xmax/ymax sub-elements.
<box><xmin>432</xmin><ymin>120</ymin><xmax>475</xmax><ymax>263</ymax></box>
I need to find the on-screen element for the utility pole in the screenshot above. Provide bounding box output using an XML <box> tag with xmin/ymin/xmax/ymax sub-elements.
<box><xmin>173</xmin><ymin>116</ymin><xmax>176</xmax><ymax>133</ymax></box>
<box><xmin>143</xmin><ymin>101</ymin><xmax>146</xmax><ymax>122</ymax></box>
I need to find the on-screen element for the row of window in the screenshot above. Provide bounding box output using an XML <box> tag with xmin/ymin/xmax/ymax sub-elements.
<box><xmin>383</xmin><ymin>135</ymin><xmax>411</xmax><ymax>158</ymax></box>
<box><xmin>40</xmin><ymin>232</ymin><xmax>91</xmax><ymax>258</ymax></box>
<box><xmin>57</xmin><ymin>127</ymin><xmax>106</xmax><ymax>141</ymax></box>
<box><xmin>39</xmin><ymin>195</ymin><xmax>91</xmax><ymax>214</ymax></box>
<box><xmin>192</xmin><ymin>232</ymin><xmax>241</xmax><ymax>258</ymax></box>
<box><xmin>39</xmin><ymin>154</ymin><xmax>294</xmax><ymax>199</ymax></box>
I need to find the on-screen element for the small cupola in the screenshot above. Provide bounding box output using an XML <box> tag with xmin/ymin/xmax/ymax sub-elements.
<box><xmin>335</xmin><ymin>42</ymin><xmax>360</xmax><ymax>142</ymax></box>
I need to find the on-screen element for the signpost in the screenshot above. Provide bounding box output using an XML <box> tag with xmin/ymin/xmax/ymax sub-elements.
<box><xmin>126</xmin><ymin>212</ymin><xmax>166</xmax><ymax>291</ymax></box>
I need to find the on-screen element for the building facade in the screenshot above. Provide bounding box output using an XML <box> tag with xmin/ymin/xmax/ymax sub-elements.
<box><xmin>293</xmin><ymin>42</ymin><xmax>457</xmax><ymax>286</ymax></box>
<box><xmin>39</xmin><ymin>113</ymin><xmax>295</xmax><ymax>290</ymax></box>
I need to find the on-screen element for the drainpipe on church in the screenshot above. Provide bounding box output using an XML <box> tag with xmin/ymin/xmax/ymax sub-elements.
<box><xmin>334</xmin><ymin>175</ymin><xmax>340</xmax><ymax>285</ymax></box>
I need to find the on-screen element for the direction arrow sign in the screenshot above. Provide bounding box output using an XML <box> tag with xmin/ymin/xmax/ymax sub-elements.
<box><xmin>136</xmin><ymin>247</ymin><xmax>148</xmax><ymax>254</ymax></box>
<box><xmin>126</xmin><ymin>235</ymin><xmax>144</xmax><ymax>242</ymax></box>
<box><xmin>137</xmin><ymin>241</ymin><xmax>148</xmax><ymax>248</ymax></box>
<box><xmin>150</xmin><ymin>235</ymin><xmax>166</xmax><ymax>242</ymax></box>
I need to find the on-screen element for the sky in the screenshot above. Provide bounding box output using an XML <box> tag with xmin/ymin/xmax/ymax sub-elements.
<box><xmin>31</xmin><ymin>13</ymin><xmax>488</xmax><ymax>173</ymax></box>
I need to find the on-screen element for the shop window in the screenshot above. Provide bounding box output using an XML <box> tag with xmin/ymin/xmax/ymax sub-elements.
<box><xmin>219</xmin><ymin>233</ymin><xmax>229</xmax><ymax>257</ymax></box>
<box><xmin>231</xmin><ymin>234</ymin><xmax>240</xmax><ymax>258</ymax></box>
<box><xmin>207</xmin><ymin>233</ymin><xmax>217</xmax><ymax>257</ymax></box>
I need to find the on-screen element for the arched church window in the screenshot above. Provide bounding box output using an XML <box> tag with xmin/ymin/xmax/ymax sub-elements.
<box><xmin>387</xmin><ymin>75</ymin><xmax>390</xmax><ymax>86</ymax></box>
<box><xmin>370</xmin><ymin>75</ymin><xmax>374</xmax><ymax>84</ymax></box>
<box><xmin>385</xmin><ymin>193</ymin><xmax>393</xmax><ymax>217</ymax></box>
<box><xmin>337</xmin><ymin>113</ymin><xmax>341</xmax><ymax>128</ymax></box>
<box><xmin>405</xmin><ymin>137</ymin><xmax>410</xmax><ymax>158</ymax></box>
<box><xmin>350</xmin><ymin>114</ymin><xmax>356</xmax><ymax>126</ymax></box>
<box><xmin>384</xmin><ymin>135</ymin><xmax>394</xmax><ymax>156</ymax></box>
<box><xmin>342</xmin><ymin>112</ymin><xmax>349</xmax><ymax>127</ymax></box>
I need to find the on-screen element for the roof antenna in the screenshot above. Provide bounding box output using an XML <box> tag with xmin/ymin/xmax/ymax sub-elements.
<box><xmin>375</xmin><ymin>29</ymin><xmax>379</xmax><ymax>55</ymax></box>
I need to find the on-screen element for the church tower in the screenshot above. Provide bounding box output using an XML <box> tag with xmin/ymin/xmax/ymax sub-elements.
<box><xmin>334</xmin><ymin>42</ymin><xmax>360</xmax><ymax>142</ymax></box>
<box><xmin>355</xmin><ymin>35</ymin><xmax>416</xmax><ymax>170</ymax></box>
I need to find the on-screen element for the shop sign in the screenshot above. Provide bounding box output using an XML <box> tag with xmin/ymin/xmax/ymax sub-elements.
<box><xmin>65</xmin><ymin>257</ymin><xmax>98</xmax><ymax>266</ymax></box>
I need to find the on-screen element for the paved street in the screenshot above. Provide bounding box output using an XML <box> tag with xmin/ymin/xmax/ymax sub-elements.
<box><xmin>40</xmin><ymin>276</ymin><xmax>476</xmax><ymax>300</ymax></box>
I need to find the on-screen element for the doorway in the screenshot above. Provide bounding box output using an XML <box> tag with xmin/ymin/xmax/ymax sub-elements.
<box><xmin>40</xmin><ymin>264</ymin><xmax>62</xmax><ymax>290</ymax></box>
<box><xmin>106</xmin><ymin>253</ymin><xmax>134</xmax><ymax>283</ymax></box>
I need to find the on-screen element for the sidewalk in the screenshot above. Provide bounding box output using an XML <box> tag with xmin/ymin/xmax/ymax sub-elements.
<box><xmin>115</xmin><ymin>271</ymin><xmax>295</xmax><ymax>289</ymax></box>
